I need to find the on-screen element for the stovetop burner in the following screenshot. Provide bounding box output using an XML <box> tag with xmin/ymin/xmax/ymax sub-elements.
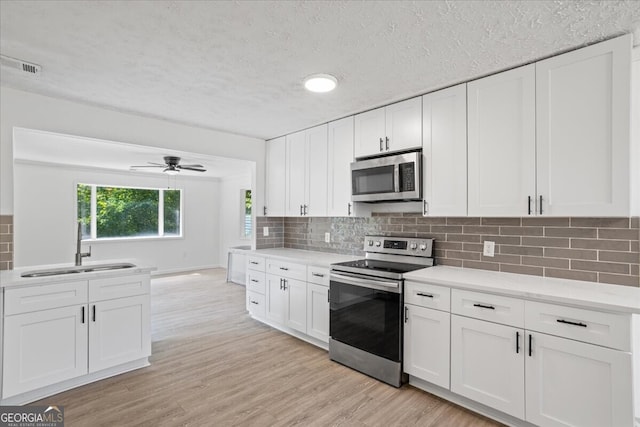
<box><xmin>332</xmin><ymin>259</ymin><xmax>427</xmax><ymax>275</ymax></box>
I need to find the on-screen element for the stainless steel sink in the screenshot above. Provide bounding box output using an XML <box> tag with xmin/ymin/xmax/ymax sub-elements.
<box><xmin>21</xmin><ymin>262</ymin><xmax>136</xmax><ymax>278</ymax></box>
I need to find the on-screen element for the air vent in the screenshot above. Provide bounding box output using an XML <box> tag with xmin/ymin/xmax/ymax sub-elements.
<box><xmin>0</xmin><ymin>55</ymin><xmax>42</xmax><ymax>75</ymax></box>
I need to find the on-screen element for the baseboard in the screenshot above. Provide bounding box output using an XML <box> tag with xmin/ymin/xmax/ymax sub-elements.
<box><xmin>249</xmin><ymin>315</ymin><xmax>328</xmax><ymax>351</ymax></box>
<box><xmin>1</xmin><ymin>358</ymin><xmax>150</xmax><ymax>405</ymax></box>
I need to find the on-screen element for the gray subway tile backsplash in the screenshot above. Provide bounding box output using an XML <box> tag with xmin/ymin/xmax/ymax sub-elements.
<box><xmin>256</xmin><ymin>214</ymin><xmax>640</xmax><ymax>287</ymax></box>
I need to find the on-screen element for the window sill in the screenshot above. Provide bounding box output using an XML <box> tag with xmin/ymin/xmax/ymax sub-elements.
<box><xmin>82</xmin><ymin>236</ymin><xmax>184</xmax><ymax>244</ymax></box>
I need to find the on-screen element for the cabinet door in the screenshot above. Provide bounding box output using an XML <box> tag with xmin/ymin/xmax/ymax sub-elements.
<box><xmin>306</xmin><ymin>283</ymin><xmax>329</xmax><ymax>342</ymax></box>
<box><xmin>3</xmin><ymin>305</ymin><xmax>88</xmax><ymax>398</ymax></box>
<box><xmin>285</xmin><ymin>278</ymin><xmax>307</xmax><ymax>334</ymax></box>
<box><xmin>450</xmin><ymin>315</ymin><xmax>525</xmax><ymax>418</ymax></box>
<box><xmin>266</xmin><ymin>274</ymin><xmax>286</xmax><ymax>325</ymax></box>
<box><xmin>285</xmin><ymin>130</ymin><xmax>307</xmax><ymax>216</ymax></box>
<box><xmin>89</xmin><ymin>295</ymin><xmax>151</xmax><ymax>373</ymax></box>
<box><xmin>536</xmin><ymin>34</ymin><xmax>632</xmax><ymax>216</ymax></box>
<box><xmin>306</xmin><ymin>124</ymin><xmax>328</xmax><ymax>216</ymax></box>
<box><xmin>468</xmin><ymin>64</ymin><xmax>536</xmax><ymax>216</ymax></box>
<box><xmin>525</xmin><ymin>332</ymin><xmax>633</xmax><ymax>427</ymax></box>
<box><xmin>265</xmin><ymin>137</ymin><xmax>286</xmax><ymax>216</ymax></box>
<box><xmin>354</xmin><ymin>106</ymin><xmax>386</xmax><ymax>158</ymax></box>
<box><xmin>422</xmin><ymin>84</ymin><xmax>467</xmax><ymax>216</ymax></box>
<box><xmin>385</xmin><ymin>97</ymin><xmax>422</xmax><ymax>153</ymax></box>
<box><xmin>327</xmin><ymin>117</ymin><xmax>354</xmax><ymax>216</ymax></box>
<box><xmin>403</xmin><ymin>304</ymin><xmax>450</xmax><ymax>389</ymax></box>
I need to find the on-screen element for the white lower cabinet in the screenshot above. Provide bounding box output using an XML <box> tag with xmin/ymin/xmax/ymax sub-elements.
<box><xmin>306</xmin><ymin>283</ymin><xmax>329</xmax><ymax>342</ymax></box>
<box><xmin>265</xmin><ymin>273</ymin><xmax>307</xmax><ymax>334</ymax></box>
<box><xmin>2</xmin><ymin>273</ymin><xmax>152</xmax><ymax>402</ymax></box>
<box><xmin>89</xmin><ymin>295</ymin><xmax>151</xmax><ymax>373</ymax></box>
<box><xmin>403</xmin><ymin>304</ymin><xmax>450</xmax><ymax>389</ymax></box>
<box><xmin>526</xmin><ymin>331</ymin><xmax>633</xmax><ymax>427</ymax></box>
<box><xmin>450</xmin><ymin>314</ymin><xmax>525</xmax><ymax>419</ymax></box>
<box><xmin>3</xmin><ymin>305</ymin><xmax>88</xmax><ymax>397</ymax></box>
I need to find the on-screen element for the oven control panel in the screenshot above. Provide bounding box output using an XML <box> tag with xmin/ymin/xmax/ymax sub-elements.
<box><xmin>365</xmin><ymin>235</ymin><xmax>433</xmax><ymax>257</ymax></box>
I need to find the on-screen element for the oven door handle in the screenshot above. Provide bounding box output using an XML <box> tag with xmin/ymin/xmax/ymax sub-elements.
<box><xmin>330</xmin><ymin>272</ymin><xmax>401</xmax><ymax>294</ymax></box>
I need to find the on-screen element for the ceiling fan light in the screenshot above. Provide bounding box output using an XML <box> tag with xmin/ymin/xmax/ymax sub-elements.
<box><xmin>303</xmin><ymin>74</ymin><xmax>337</xmax><ymax>93</ymax></box>
<box><xmin>164</xmin><ymin>168</ymin><xmax>179</xmax><ymax>175</ymax></box>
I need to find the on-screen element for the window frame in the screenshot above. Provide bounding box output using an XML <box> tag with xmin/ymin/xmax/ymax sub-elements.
<box><xmin>77</xmin><ymin>183</ymin><xmax>184</xmax><ymax>242</ymax></box>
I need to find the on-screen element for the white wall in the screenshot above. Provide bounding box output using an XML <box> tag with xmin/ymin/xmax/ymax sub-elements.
<box><xmin>14</xmin><ymin>161</ymin><xmax>220</xmax><ymax>273</ymax></box>
<box><xmin>218</xmin><ymin>173</ymin><xmax>252</xmax><ymax>265</ymax></box>
<box><xmin>0</xmin><ymin>87</ymin><xmax>265</xmax><ymax>216</ymax></box>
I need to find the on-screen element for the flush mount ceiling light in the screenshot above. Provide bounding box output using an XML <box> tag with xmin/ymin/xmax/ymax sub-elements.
<box><xmin>303</xmin><ymin>73</ymin><xmax>338</xmax><ymax>93</ymax></box>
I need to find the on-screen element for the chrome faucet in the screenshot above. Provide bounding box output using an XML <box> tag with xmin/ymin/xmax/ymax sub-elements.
<box><xmin>75</xmin><ymin>221</ymin><xmax>91</xmax><ymax>266</ymax></box>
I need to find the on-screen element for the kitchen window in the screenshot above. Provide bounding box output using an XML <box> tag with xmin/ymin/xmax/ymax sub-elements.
<box><xmin>77</xmin><ymin>184</ymin><xmax>182</xmax><ymax>240</ymax></box>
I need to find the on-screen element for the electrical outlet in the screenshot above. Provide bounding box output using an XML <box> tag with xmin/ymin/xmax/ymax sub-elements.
<box><xmin>324</xmin><ymin>232</ymin><xmax>331</xmax><ymax>243</ymax></box>
<box><xmin>263</xmin><ymin>227</ymin><xmax>269</xmax><ymax>237</ymax></box>
<box><xmin>483</xmin><ymin>240</ymin><xmax>495</xmax><ymax>257</ymax></box>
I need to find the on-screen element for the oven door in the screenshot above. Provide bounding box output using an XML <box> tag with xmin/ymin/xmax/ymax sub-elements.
<box><xmin>329</xmin><ymin>272</ymin><xmax>403</xmax><ymax>362</ymax></box>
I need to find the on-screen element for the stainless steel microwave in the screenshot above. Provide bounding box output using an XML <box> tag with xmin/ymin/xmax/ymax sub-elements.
<box><xmin>351</xmin><ymin>151</ymin><xmax>422</xmax><ymax>202</ymax></box>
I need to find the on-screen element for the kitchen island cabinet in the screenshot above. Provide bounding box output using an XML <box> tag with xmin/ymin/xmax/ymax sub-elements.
<box><xmin>0</xmin><ymin>262</ymin><xmax>154</xmax><ymax>405</ymax></box>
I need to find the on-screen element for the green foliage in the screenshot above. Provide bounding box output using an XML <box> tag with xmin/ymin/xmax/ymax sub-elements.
<box><xmin>96</xmin><ymin>187</ymin><xmax>158</xmax><ymax>238</ymax></box>
<box><xmin>245</xmin><ymin>190</ymin><xmax>252</xmax><ymax>214</ymax></box>
<box><xmin>164</xmin><ymin>189</ymin><xmax>181</xmax><ymax>236</ymax></box>
<box><xmin>77</xmin><ymin>184</ymin><xmax>92</xmax><ymax>239</ymax></box>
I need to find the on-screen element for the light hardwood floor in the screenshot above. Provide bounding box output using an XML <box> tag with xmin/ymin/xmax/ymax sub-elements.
<box><xmin>35</xmin><ymin>268</ymin><xmax>503</xmax><ymax>426</ymax></box>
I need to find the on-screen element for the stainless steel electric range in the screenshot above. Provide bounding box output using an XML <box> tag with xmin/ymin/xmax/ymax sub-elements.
<box><xmin>329</xmin><ymin>235</ymin><xmax>435</xmax><ymax>387</ymax></box>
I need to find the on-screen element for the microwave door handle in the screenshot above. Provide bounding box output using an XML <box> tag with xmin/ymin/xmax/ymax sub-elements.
<box><xmin>394</xmin><ymin>164</ymin><xmax>400</xmax><ymax>193</ymax></box>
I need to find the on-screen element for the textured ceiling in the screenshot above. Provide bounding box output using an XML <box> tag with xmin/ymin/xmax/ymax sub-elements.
<box><xmin>1</xmin><ymin>1</ymin><xmax>640</xmax><ymax>140</ymax></box>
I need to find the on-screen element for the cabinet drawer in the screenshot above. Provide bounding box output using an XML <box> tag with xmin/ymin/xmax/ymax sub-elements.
<box><xmin>247</xmin><ymin>256</ymin><xmax>266</xmax><ymax>272</ymax></box>
<box><xmin>266</xmin><ymin>259</ymin><xmax>306</xmax><ymax>281</ymax></box>
<box><xmin>247</xmin><ymin>291</ymin><xmax>265</xmax><ymax>319</ymax></box>
<box><xmin>405</xmin><ymin>281</ymin><xmax>450</xmax><ymax>311</ymax></box>
<box><xmin>89</xmin><ymin>274</ymin><xmax>150</xmax><ymax>302</ymax></box>
<box><xmin>5</xmin><ymin>281</ymin><xmax>88</xmax><ymax>315</ymax></box>
<box><xmin>307</xmin><ymin>266</ymin><xmax>330</xmax><ymax>286</ymax></box>
<box><xmin>246</xmin><ymin>271</ymin><xmax>266</xmax><ymax>294</ymax></box>
<box><xmin>525</xmin><ymin>301</ymin><xmax>631</xmax><ymax>351</ymax></box>
<box><xmin>452</xmin><ymin>289</ymin><xmax>524</xmax><ymax>328</ymax></box>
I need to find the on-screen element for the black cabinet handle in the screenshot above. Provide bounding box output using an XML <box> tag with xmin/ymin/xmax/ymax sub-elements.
<box><xmin>251</xmin><ymin>279</ymin><xmax>259</xmax><ymax>283</ymax></box>
<box><xmin>263</xmin><ymin>206</ymin><xmax>267</xmax><ymax>215</ymax></box>
<box><xmin>279</xmin><ymin>267</ymin><xmax>289</xmax><ymax>271</ymax></box>
<box><xmin>516</xmin><ymin>331</ymin><xmax>520</xmax><ymax>354</ymax></box>
<box><xmin>303</xmin><ymin>205</ymin><xmax>308</xmax><ymax>215</ymax></box>
<box><xmin>300</xmin><ymin>205</ymin><xmax>303</xmax><ymax>216</ymax></box>
<box><xmin>473</xmin><ymin>303</ymin><xmax>495</xmax><ymax>310</ymax></box>
<box><xmin>283</xmin><ymin>279</ymin><xmax>287</xmax><ymax>291</ymax></box>
<box><xmin>279</xmin><ymin>278</ymin><xmax>283</xmax><ymax>290</ymax></box>
<box><xmin>379</xmin><ymin>138</ymin><xmax>384</xmax><ymax>152</ymax></box>
<box><xmin>557</xmin><ymin>319</ymin><xmax>587</xmax><ymax>328</ymax></box>
<box><xmin>312</xmin><ymin>273</ymin><xmax>325</xmax><ymax>277</ymax></box>
<box><xmin>416</xmin><ymin>292</ymin><xmax>434</xmax><ymax>298</ymax></box>
<box><xmin>527</xmin><ymin>196</ymin><xmax>532</xmax><ymax>215</ymax></box>
<box><xmin>529</xmin><ymin>334</ymin><xmax>532</xmax><ymax>357</ymax></box>
<box><xmin>539</xmin><ymin>195</ymin><xmax>543</xmax><ymax>215</ymax></box>
<box><xmin>404</xmin><ymin>306</ymin><xmax>409</xmax><ymax>323</ymax></box>
<box><xmin>385</xmin><ymin>136</ymin><xmax>389</xmax><ymax>150</ymax></box>
<box><xmin>81</xmin><ymin>306</ymin><xmax>85</xmax><ymax>324</ymax></box>
<box><xmin>327</xmin><ymin>289</ymin><xmax>330</xmax><ymax>303</ymax></box>
<box><xmin>250</xmin><ymin>261</ymin><xmax>259</xmax><ymax>265</ymax></box>
<box><xmin>92</xmin><ymin>305</ymin><xmax>96</xmax><ymax>322</ymax></box>
<box><xmin>250</xmin><ymin>300</ymin><xmax>259</xmax><ymax>305</ymax></box>
<box><xmin>348</xmin><ymin>203</ymin><xmax>352</xmax><ymax>216</ymax></box>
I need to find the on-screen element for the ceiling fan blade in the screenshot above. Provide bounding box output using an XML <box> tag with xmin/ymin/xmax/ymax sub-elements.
<box><xmin>148</xmin><ymin>162</ymin><xmax>166</xmax><ymax>166</ymax></box>
<box><xmin>130</xmin><ymin>165</ymin><xmax>164</xmax><ymax>168</ymax></box>
<box><xmin>179</xmin><ymin>164</ymin><xmax>204</xmax><ymax>168</ymax></box>
<box><xmin>178</xmin><ymin>166</ymin><xmax>207</xmax><ymax>172</ymax></box>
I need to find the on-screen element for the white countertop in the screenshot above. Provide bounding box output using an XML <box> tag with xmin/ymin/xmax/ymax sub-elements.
<box><xmin>0</xmin><ymin>259</ymin><xmax>156</xmax><ymax>289</ymax></box>
<box><xmin>249</xmin><ymin>248</ymin><xmax>360</xmax><ymax>268</ymax></box>
<box><xmin>404</xmin><ymin>266</ymin><xmax>640</xmax><ymax>314</ymax></box>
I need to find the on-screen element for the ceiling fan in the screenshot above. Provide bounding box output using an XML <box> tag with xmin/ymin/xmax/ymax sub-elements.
<box><xmin>131</xmin><ymin>156</ymin><xmax>206</xmax><ymax>174</ymax></box>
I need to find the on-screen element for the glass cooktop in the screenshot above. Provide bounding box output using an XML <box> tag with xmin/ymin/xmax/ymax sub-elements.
<box><xmin>331</xmin><ymin>259</ymin><xmax>429</xmax><ymax>278</ymax></box>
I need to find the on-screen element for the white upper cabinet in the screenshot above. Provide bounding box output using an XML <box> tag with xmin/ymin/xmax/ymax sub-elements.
<box><xmin>536</xmin><ymin>34</ymin><xmax>632</xmax><ymax>216</ymax></box>
<box><xmin>305</xmin><ymin>124</ymin><xmax>328</xmax><ymax>216</ymax></box>
<box><xmin>422</xmin><ymin>84</ymin><xmax>468</xmax><ymax>216</ymax></box>
<box><xmin>327</xmin><ymin>117</ymin><xmax>354</xmax><ymax>217</ymax></box>
<box><xmin>285</xmin><ymin>130</ymin><xmax>307</xmax><ymax>216</ymax></box>
<box><xmin>354</xmin><ymin>97</ymin><xmax>422</xmax><ymax>158</ymax></box>
<box><xmin>265</xmin><ymin>136</ymin><xmax>286</xmax><ymax>216</ymax></box>
<box><xmin>285</xmin><ymin>125</ymin><xmax>328</xmax><ymax>217</ymax></box>
<box><xmin>467</xmin><ymin>64</ymin><xmax>536</xmax><ymax>217</ymax></box>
